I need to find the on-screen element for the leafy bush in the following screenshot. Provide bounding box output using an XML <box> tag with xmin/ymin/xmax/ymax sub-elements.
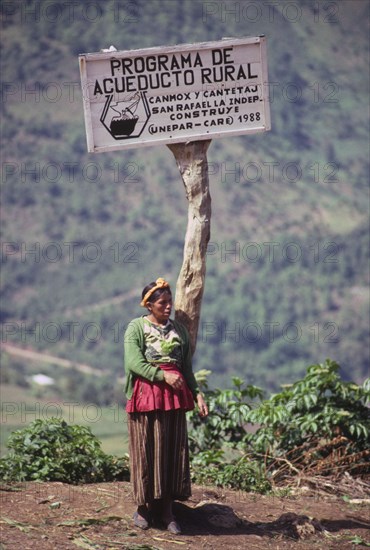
<box><xmin>188</xmin><ymin>370</ymin><xmax>270</xmax><ymax>492</ymax></box>
<box><xmin>0</xmin><ymin>418</ymin><xmax>129</xmax><ymax>484</ymax></box>
<box><xmin>189</xmin><ymin>360</ymin><xmax>369</xmax><ymax>489</ymax></box>
<box><xmin>188</xmin><ymin>370</ymin><xmax>263</xmax><ymax>454</ymax></box>
<box><xmin>245</xmin><ymin>359</ymin><xmax>370</xmax><ymax>478</ymax></box>
<box><xmin>190</xmin><ymin>450</ymin><xmax>271</xmax><ymax>493</ymax></box>
<box><xmin>246</xmin><ymin>360</ymin><xmax>369</xmax><ymax>449</ymax></box>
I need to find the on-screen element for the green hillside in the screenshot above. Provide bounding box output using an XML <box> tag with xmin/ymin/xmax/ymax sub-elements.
<box><xmin>1</xmin><ymin>0</ymin><xmax>369</xmax><ymax>407</ymax></box>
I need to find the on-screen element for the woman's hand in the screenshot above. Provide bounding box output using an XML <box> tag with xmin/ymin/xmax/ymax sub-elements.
<box><xmin>163</xmin><ymin>371</ymin><xmax>184</xmax><ymax>390</ymax></box>
<box><xmin>196</xmin><ymin>393</ymin><xmax>208</xmax><ymax>417</ymax></box>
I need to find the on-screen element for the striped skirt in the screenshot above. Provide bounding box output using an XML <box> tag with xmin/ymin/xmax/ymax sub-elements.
<box><xmin>127</xmin><ymin>409</ymin><xmax>191</xmax><ymax>506</ymax></box>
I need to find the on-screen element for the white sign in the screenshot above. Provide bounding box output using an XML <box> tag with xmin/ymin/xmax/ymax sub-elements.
<box><xmin>79</xmin><ymin>37</ymin><xmax>270</xmax><ymax>153</ymax></box>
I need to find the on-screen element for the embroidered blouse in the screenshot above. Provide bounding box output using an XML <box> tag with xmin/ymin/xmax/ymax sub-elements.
<box><xmin>124</xmin><ymin>316</ymin><xmax>199</xmax><ymax>400</ymax></box>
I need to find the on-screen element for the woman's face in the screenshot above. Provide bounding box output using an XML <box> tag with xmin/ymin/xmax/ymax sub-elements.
<box><xmin>147</xmin><ymin>291</ymin><xmax>172</xmax><ymax>324</ymax></box>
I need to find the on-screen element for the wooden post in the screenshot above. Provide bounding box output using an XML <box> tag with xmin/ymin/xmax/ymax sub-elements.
<box><xmin>167</xmin><ymin>140</ymin><xmax>212</xmax><ymax>355</ymax></box>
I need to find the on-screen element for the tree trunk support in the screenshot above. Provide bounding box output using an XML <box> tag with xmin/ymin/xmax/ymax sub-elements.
<box><xmin>167</xmin><ymin>140</ymin><xmax>212</xmax><ymax>355</ymax></box>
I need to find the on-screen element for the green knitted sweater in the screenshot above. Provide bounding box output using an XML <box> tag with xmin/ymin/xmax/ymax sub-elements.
<box><xmin>123</xmin><ymin>316</ymin><xmax>199</xmax><ymax>400</ymax></box>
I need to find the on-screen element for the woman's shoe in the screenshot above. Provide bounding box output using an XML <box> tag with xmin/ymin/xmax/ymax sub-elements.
<box><xmin>133</xmin><ymin>511</ymin><xmax>149</xmax><ymax>530</ymax></box>
<box><xmin>167</xmin><ymin>520</ymin><xmax>182</xmax><ymax>535</ymax></box>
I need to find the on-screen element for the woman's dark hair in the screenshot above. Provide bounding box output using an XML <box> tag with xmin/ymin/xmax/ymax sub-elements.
<box><xmin>142</xmin><ymin>281</ymin><xmax>172</xmax><ymax>304</ymax></box>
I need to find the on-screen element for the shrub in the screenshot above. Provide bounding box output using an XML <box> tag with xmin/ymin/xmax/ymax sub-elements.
<box><xmin>0</xmin><ymin>418</ymin><xmax>129</xmax><ymax>484</ymax></box>
<box><xmin>190</xmin><ymin>450</ymin><xmax>271</xmax><ymax>493</ymax></box>
<box><xmin>188</xmin><ymin>371</ymin><xmax>270</xmax><ymax>492</ymax></box>
<box><xmin>189</xmin><ymin>360</ymin><xmax>369</xmax><ymax>488</ymax></box>
<box><xmin>246</xmin><ymin>360</ymin><xmax>369</xmax><ymax>463</ymax></box>
<box><xmin>188</xmin><ymin>370</ymin><xmax>263</xmax><ymax>454</ymax></box>
<box><xmin>245</xmin><ymin>359</ymin><xmax>370</xmax><ymax>478</ymax></box>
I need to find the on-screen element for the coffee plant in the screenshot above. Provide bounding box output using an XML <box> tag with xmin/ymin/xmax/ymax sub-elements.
<box><xmin>245</xmin><ymin>360</ymin><xmax>369</xmax><ymax>469</ymax></box>
<box><xmin>189</xmin><ymin>359</ymin><xmax>369</xmax><ymax>489</ymax></box>
<box><xmin>0</xmin><ymin>418</ymin><xmax>129</xmax><ymax>483</ymax></box>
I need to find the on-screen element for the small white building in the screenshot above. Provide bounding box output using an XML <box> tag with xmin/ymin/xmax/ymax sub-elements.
<box><xmin>31</xmin><ymin>374</ymin><xmax>55</xmax><ymax>386</ymax></box>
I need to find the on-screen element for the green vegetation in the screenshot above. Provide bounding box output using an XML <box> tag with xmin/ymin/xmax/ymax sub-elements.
<box><xmin>1</xmin><ymin>360</ymin><xmax>367</xmax><ymax>494</ymax></box>
<box><xmin>0</xmin><ymin>378</ymin><xmax>128</xmax><ymax>458</ymax></box>
<box><xmin>188</xmin><ymin>360</ymin><xmax>370</xmax><ymax>491</ymax></box>
<box><xmin>246</xmin><ymin>359</ymin><xmax>370</xmax><ymax>461</ymax></box>
<box><xmin>0</xmin><ymin>0</ymin><xmax>369</xmax><ymax>404</ymax></box>
<box><xmin>0</xmin><ymin>417</ymin><xmax>129</xmax><ymax>483</ymax></box>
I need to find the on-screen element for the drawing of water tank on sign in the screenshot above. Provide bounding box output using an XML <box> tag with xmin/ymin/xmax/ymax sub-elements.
<box><xmin>100</xmin><ymin>92</ymin><xmax>151</xmax><ymax>140</ymax></box>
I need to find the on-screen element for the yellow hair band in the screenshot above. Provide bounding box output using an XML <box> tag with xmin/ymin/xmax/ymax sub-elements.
<box><xmin>140</xmin><ymin>277</ymin><xmax>170</xmax><ymax>307</ymax></box>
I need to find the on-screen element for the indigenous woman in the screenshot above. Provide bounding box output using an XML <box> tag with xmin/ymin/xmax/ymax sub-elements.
<box><xmin>124</xmin><ymin>278</ymin><xmax>208</xmax><ymax>535</ymax></box>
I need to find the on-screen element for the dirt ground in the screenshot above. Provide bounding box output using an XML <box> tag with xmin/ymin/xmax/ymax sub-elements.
<box><xmin>0</xmin><ymin>481</ymin><xmax>369</xmax><ymax>550</ymax></box>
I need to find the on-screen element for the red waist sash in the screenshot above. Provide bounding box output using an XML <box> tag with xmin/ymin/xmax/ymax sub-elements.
<box><xmin>126</xmin><ymin>363</ymin><xmax>195</xmax><ymax>413</ymax></box>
